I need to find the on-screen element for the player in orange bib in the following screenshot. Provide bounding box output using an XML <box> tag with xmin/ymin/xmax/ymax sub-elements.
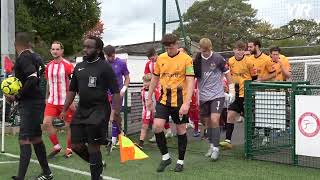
<box><xmin>145</xmin><ymin>48</ymin><xmax>173</xmax><ymax>141</ymax></box>
<box><xmin>247</xmin><ymin>39</ymin><xmax>276</xmax><ymax>81</ymax></box>
<box><xmin>220</xmin><ymin>41</ymin><xmax>256</xmax><ymax>149</ymax></box>
<box><xmin>247</xmin><ymin>39</ymin><xmax>277</xmax><ymax>145</ymax></box>
<box><xmin>269</xmin><ymin>46</ymin><xmax>291</xmax><ymax>81</ymax></box>
<box><xmin>147</xmin><ymin>34</ymin><xmax>195</xmax><ymax>172</ymax></box>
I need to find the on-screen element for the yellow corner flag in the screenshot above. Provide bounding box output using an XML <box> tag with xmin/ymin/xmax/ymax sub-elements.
<box><xmin>119</xmin><ymin>134</ymin><xmax>149</xmax><ymax>163</ymax></box>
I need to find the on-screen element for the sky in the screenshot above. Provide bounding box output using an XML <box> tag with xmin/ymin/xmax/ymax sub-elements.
<box><xmin>100</xmin><ymin>0</ymin><xmax>320</xmax><ymax>46</ymax></box>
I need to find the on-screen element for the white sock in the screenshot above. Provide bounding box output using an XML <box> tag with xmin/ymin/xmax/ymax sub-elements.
<box><xmin>225</xmin><ymin>139</ymin><xmax>231</xmax><ymax>143</ymax></box>
<box><xmin>177</xmin><ymin>159</ymin><xmax>184</xmax><ymax>165</ymax></box>
<box><xmin>213</xmin><ymin>146</ymin><xmax>219</xmax><ymax>151</ymax></box>
<box><xmin>112</xmin><ymin>137</ymin><xmax>117</xmax><ymax>145</ymax></box>
<box><xmin>54</xmin><ymin>144</ymin><xmax>61</xmax><ymax>150</ymax></box>
<box><xmin>162</xmin><ymin>153</ymin><xmax>170</xmax><ymax>160</ymax></box>
<box><xmin>210</xmin><ymin>144</ymin><xmax>214</xmax><ymax>149</ymax></box>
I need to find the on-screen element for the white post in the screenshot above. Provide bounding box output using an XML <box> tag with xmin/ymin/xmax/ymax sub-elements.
<box><xmin>1</xmin><ymin>0</ymin><xmax>14</xmax><ymax>153</ymax></box>
<box><xmin>304</xmin><ymin>63</ymin><xmax>308</xmax><ymax>81</ymax></box>
<box><xmin>1</xmin><ymin>0</ymin><xmax>9</xmax><ymax>153</ymax></box>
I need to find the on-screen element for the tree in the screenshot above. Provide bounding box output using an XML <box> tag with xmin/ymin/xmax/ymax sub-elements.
<box><xmin>254</xmin><ymin>19</ymin><xmax>320</xmax><ymax>44</ymax></box>
<box><xmin>175</xmin><ymin>0</ymin><xmax>258</xmax><ymax>51</ymax></box>
<box><xmin>252</xmin><ymin>19</ymin><xmax>320</xmax><ymax>56</ymax></box>
<box><xmin>84</xmin><ymin>20</ymin><xmax>104</xmax><ymax>39</ymax></box>
<box><xmin>20</xmin><ymin>0</ymin><xmax>101</xmax><ymax>56</ymax></box>
<box><xmin>15</xmin><ymin>1</ymin><xmax>33</xmax><ymax>32</ymax></box>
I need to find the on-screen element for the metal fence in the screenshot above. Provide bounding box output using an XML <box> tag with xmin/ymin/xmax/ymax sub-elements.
<box><xmin>244</xmin><ymin>81</ymin><xmax>320</xmax><ymax>168</ymax></box>
<box><xmin>0</xmin><ymin>77</ymin><xmax>144</xmax><ymax>136</ymax></box>
<box><xmin>123</xmin><ymin>83</ymin><xmax>144</xmax><ymax>135</ymax></box>
<box><xmin>66</xmin><ymin>82</ymin><xmax>144</xmax><ymax>136</ymax></box>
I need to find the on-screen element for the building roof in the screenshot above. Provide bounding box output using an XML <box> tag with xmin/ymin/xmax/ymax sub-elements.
<box><xmin>115</xmin><ymin>40</ymin><xmax>200</xmax><ymax>56</ymax></box>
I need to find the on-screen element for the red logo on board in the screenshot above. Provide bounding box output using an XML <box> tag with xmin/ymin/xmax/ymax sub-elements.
<box><xmin>298</xmin><ymin>112</ymin><xmax>320</xmax><ymax>137</ymax></box>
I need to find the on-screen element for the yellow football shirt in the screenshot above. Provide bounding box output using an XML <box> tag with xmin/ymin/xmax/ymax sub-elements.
<box><xmin>272</xmin><ymin>54</ymin><xmax>291</xmax><ymax>81</ymax></box>
<box><xmin>228</xmin><ymin>55</ymin><xmax>255</xmax><ymax>97</ymax></box>
<box><xmin>154</xmin><ymin>52</ymin><xmax>194</xmax><ymax>107</ymax></box>
<box><xmin>249</xmin><ymin>53</ymin><xmax>275</xmax><ymax>80</ymax></box>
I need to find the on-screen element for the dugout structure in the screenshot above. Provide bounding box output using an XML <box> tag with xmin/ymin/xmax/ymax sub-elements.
<box><xmin>244</xmin><ymin>81</ymin><xmax>320</xmax><ymax>168</ymax></box>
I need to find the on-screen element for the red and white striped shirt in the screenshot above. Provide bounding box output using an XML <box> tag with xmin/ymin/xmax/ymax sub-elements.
<box><xmin>141</xmin><ymin>88</ymin><xmax>151</xmax><ymax>120</ymax></box>
<box><xmin>45</xmin><ymin>58</ymin><xmax>74</xmax><ymax>105</ymax></box>
<box><xmin>141</xmin><ymin>88</ymin><xmax>158</xmax><ymax>120</ymax></box>
<box><xmin>144</xmin><ymin>60</ymin><xmax>155</xmax><ymax>74</ymax></box>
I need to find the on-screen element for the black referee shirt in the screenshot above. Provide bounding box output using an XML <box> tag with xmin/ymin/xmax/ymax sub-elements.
<box><xmin>69</xmin><ymin>58</ymin><xmax>119</xmax><ymax>124</ymax></box>
<box><xmin>14</xmin><ymin>50</ymin><xmax>45</xmax><ymax>101</ymax></box>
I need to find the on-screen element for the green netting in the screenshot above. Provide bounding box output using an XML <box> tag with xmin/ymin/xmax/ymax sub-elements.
<box><xmin>244</xmin><ymin>81</ymin><xmax>320</xmax><ymax>168</ymax></box>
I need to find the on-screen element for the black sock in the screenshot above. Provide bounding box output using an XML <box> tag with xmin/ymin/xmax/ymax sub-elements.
<box><xmin>89</xmin><ymin>151</ymin><xmax>103</xmax><ymax>180</ymax></box>
<box><xmin>17</xmin><ymin>144</ymin><xmax>32</xmax><ymax>179</ymax></box>
<box><xmin>211</xmin><ymin>128</ymin><xmax>220</xmax><ymax>147</ymax></box>
<box><xmin>139</xmin><ymin>140</ymin><xmax>144</xmax><ymax>146</ymax></box>
<box><xmin>207</xmin><ymin>128</ymin><xmax>212</xmax><ymax>141</ymax></box>
<box><xmin>72</xmin><ymin>145</ymin><xmax>90</xmax><ymax>163</ymax></box>
<box><xmin>225</xmin><ymin>123</ymin><xmax>235</xmax><ymax>141</ymax></box>
<box><xmin>155</xmin><ymin>132</ymin><xmax>168</xmax><ymax>155</ymax></box>
<box><xmin>33</xmin><ymin>142</ymin><xmax>51</xmax><ymax>175</ymax></box>
<box><xmin>177</xmin><ymin>133</ymin><xmax>187</xmax><ymax>160</ymax></box>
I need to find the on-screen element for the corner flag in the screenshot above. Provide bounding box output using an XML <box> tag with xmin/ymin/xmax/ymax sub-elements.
<box><xmin>118</xmin><ymin>134</ymin><xmax>149</xmax><ymax>163</ymax></box>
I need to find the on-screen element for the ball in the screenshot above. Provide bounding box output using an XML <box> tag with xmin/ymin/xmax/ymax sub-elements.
<box><xmin>1</xmin><ymin>77</ymin><xmax>22</xmax><ymax>95</ymax></box>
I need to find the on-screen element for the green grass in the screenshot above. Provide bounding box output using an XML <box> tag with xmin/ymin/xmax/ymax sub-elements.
<box><xmin>1</xmin><ymin>132</ymin><xmax>320</xmax><ymax>180</ymax></box>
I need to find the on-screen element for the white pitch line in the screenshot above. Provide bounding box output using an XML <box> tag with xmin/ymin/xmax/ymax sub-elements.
<box><xmin>2</xmin><ymin>153</ymin><xmax>120</xmax><ymax>180</ymax></box>
<box><xmin>0</xmin><ymin>160</ymin><xmax>19</xmax><ymax>164</ymax></box>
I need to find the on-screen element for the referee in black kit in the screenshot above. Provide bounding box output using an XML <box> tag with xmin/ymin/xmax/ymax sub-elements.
<box><xmin>8</xmin><ymin>32</ymin><xmax>52</xmax><ymax>180</ymax></box>
<box><xmin>60</xmin><ymin>36</ymin><xmax>122</xmax><ymax>180</ymax></box>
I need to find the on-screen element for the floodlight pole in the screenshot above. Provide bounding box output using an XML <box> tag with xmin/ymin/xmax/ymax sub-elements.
<box><xmin>162</xmin><ymin>0</ymin><xmax>166</xmax><ymax>52</ymax></box>
<box><xmin>1</xmin><ymin>0</ymin><xmax>15</xmax><ymax>153</ymax></box>
<box><xmin>175</xmin><ymin>0</ymin><xmax>190</xmax><ymax>53</ymax></box>
<box><xmin>162</xmin><ymin>0</ymin><xmax>190</xmax><ymax>54</ymax></box>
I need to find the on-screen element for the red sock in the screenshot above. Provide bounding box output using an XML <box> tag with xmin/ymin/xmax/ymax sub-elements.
<box><xmin>49</xmin><ymin>134</ymin><xmax>59</xmax><ymax>146</ymax></box>
<box><xmin>164</xmin><ymin>122</ymin><xmax>170</xmax><ymax>129</ymax></box>
<box><xmin>67</xmin><ymin>137</ymin><xmax>72</xmax><ymax>149</ymax></box>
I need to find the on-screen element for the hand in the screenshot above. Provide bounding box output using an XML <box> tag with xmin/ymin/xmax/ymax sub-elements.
<box><xmin>228</xmin><ymin>93</ymin><xmax>235</xmax><ymax>104</ymax></box>
<box><xmin>113</xmin><ymin>111</ymin><xmax>122</xmax><ymax>131</ymax></box>
<box><xmin>228</xmin><ymin>84</ymin><xmax>236</xmax><ymax>104</ymax></box>
<box><xmin>5</xmin><ymin>95</ymin><xmax>15</xmax><ymax>103</ymax></box>
<box><xmin>252</xmin><ymin>67</ymin><xmax>258</xmax><ymax>76</ymax></box>
<box><xmin>69</xmin><ymin>103</ymin><xmax>76</xmax><ymax>112</ymax></box>
<box><xmin>272</xmin><ymin>57</ymin><xmax>278</xmax><ymax>63</ymax></box>
<box><xmin>255</xmin><ymin>78</ymin><xmax>262</xmax><ymax>82</ymax></box>
<box><xmin>179</xmin><ymin>103</ymin><xmax>190</xmax><ymax>116</ymax></box>
<box><xmin>59</xmin><ymin>111</ymin><xmax>66</xmax><ymax>121</ymax></box>
<box><xmin>225</xmin><ymin>93</ymin><xmax>235</xmax><ymax>106</ymax></box>
<box><xmin>120</xmin><ymin>86</ymin><xmax>127</xmax><ymax>97</ymax></box>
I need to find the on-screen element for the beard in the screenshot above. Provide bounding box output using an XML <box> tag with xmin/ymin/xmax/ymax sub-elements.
<box><xmin>83</xmin><ymin>51</ymin><xmax>98</xmax><ymax>62</ymax></box>
<box><xmin>250</xmin><ymin>49</ymin><xmax>257</xmax><ymax>55</ymax></box>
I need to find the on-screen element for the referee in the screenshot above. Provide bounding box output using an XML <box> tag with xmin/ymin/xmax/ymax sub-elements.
<box><xmin>9</xmin><ymin>32</ymin><xmax>52</xmax><ymax>180</ymax></box>
<box><xmin>60</xmin><ymin>36</ymin><xmax>121</xmax><ymax>180</ymax></box>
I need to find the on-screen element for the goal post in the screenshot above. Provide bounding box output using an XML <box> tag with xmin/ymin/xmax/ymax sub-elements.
<box><xmin>289</xmin><ymin>55</ymin><xmax>320</xmax><ymax>83</ymax></box>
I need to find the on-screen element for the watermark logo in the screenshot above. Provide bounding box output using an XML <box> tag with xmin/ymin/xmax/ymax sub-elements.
<box><xmin>288</xmin><ymin>3</ymin><xmax>312</xmax><ymax>19</ymax></box>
